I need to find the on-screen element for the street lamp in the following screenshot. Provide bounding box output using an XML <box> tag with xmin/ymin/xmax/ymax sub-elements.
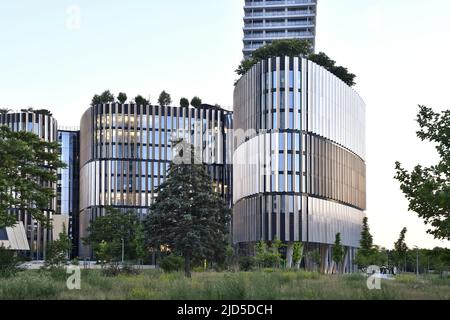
<box><xmin>122</xmin><ymin>237</ymin><xmax>125</xmax><ymax>264</ymax></box>
<box><xmin>413</xmin><ymin>245</ymin><xmax>419</xmax><ymax>277</ymax></box>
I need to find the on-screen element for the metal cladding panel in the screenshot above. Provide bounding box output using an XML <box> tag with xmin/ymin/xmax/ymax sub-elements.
<box><xmin>78</xmin><ymin>104</ymin><xmax>232</xmax><ymax>257</ymax></box>
<box><xmin>233</xmin><ymin>56</ymin><xmax>366</xmax><ymax>248</ymax></box>
<box><xmin>1</xmin><ymin>222</ymin><xmax>30</xmax><ymax>251</ymax></box>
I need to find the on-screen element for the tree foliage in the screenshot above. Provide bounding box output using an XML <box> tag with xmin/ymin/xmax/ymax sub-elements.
<box><xmin>355</xmin><ymin>217</ymin><xmax>377</xmax><ymax>269</ymax></box>
<box><xmin>395</xmin><ymin>105</ymin><xmax>450</xmax><ymax>240</ymax></box>
<box><xmin>180</xmin><ymin>98</ymin><xmax>190</xmax><ymax>108</ymax></box>
<box><xmin>0</xmin><ymin>245</ymin><xmax>22</xmax><ymax>278</ymax></box>
<box><xmin>145</xmin><ymin>140</ymin><xmax>231</xmax><ymax>277</ymax></box>
<box><xmin>84</xmin><ymin>207</ymin><xmax>144</xmax><ymax>262</ymax></box>
<box><xmin>158</xmin><ymin>91</ymin><xmax>172</xmax><ymax>107</ymax></box>
<box><xmin>117</xmin><ymin>92</ymin><xmax>128</xmax><ymax>104</ymax></box>
<box><xmin>190</xmin><ymin>96</ymin><xmax>202</xmax><ymax>108</ymax></box>
<box><xmin>394</xmin><ymin>227</ymin><xmax>408</xmax><ymax>269</ymax></box>
<box><xmin>134</xmin><ymin>95</ymin><xmax>150</xmax><ymax>106</ymax></box>
<box><xmin>91</xmin><ymin>90</ymin><xmax>115</xmax><ymax>106</ymax></box>
<box><xmin>0</xmin><ymin>126</ymin><xmax>66</xmax><ymax>228</ymax></box>
<box><xmin>292</xmin><ymin>242</ymin><xmax>304</xmax><ymax>269</ymax></box>
<box><xmin>235</xmin><ymin>39</ymin><xmax>356</xmax><ymax>87</ymax></box>
<box><xmin>332</xmin><ymin>233</ymin><xmax>345</xmax><ymax>273</ymax></box>
<box><xmin>45</xmin><ymin>226</ymin><xmax>71</xmax><ymax>269</ymax></box>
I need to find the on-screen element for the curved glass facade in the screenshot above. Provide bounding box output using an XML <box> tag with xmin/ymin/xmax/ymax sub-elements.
<box><xmin>233</xmin><ymin>57</ymin><xmax>366</xmax><ymax>272</ymax></box>
<box><xmin>0</xmin><ymin>111</ymin><xmax>58</xmax><ymax>259</ymax></box>
<box><xmin>79</xmin><ymin>104</ymin><xmax>233</xmax><ymax>257</ymax></box>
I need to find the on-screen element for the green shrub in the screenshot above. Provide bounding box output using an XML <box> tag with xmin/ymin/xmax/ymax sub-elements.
<box><xmin>121</xmin><ymin>263</ymin><xmax>141</xmax><ymax>276</ymax></box>
<box><xmin>239</xmin><ymin>256</ymin><xmax>256</xmax><ymax>271</ymax></box>
<box><xmin>0</xmin><ymin>246</ymin><xmax>21</xmax><ymax>278</ymax></box>
<box><xmin>160</xmin><ymin>255</ymin><xmax>184</xmax><ymax>273</ymax></box>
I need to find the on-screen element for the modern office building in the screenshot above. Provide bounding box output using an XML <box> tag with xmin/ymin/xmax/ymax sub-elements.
<box><xmin>78</xmin><ymin>103</ymin><xmax>233</xmax><ymax>258</ymax></box>
<box><xmin>0</xmin><ymin>110</ymin><xmax>59</xmax><ymax>259</ymax></box>
<box><xmin>233</xmin><ymin>56</ymin><xmax>366</xmax><ymax>272</ymax></box>
<box><xmin>57</xmin><ymin>128</ymin><xmax>81</xmax><ymax>257</ymax></box>
<box><xmin>243</xmin><ymin>0</ymin><xmax>318</xmax><ymax>58</ymax></box>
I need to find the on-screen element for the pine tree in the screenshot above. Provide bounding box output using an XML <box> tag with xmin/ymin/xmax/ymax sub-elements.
<box><xmin>394</xmin><ymin>227</ymin><xmax>408</xmax><ymax>271</ymax></box>
<box><xmin>145</xmin><ymin>140</ymin><xmax>231</xmax><ymax>277</ymax></box>
<box><xmin>333</xmin><ymin>233</ymin><xmax>345</xmax><ymax>273</ymax></box>
<box><xmin>355</xmin><ymin>217</ymin><xmax>376</xmax><ymax>269</ymax></box>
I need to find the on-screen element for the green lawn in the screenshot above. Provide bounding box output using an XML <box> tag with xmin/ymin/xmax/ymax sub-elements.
<box><xmin>0</xmin><ymin>269</ymin><xmax>449</xmax><ymax>300</ymax></box>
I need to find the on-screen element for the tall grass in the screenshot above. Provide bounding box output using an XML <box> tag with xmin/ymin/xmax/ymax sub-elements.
<box><xmin>1</xmin><ymin>269</ymin><xmax>449</xmax><ymax>300</ymax></box>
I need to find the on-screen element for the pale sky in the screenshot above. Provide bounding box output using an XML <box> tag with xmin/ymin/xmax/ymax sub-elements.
<box><xmin>0</xmin><ymin>0</ymin><xmax>448</xmax><ymax>249</ymax></box>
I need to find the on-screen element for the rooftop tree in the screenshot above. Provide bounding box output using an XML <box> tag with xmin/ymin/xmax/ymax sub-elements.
<box><xmin>134</xmin><ymin>95</ymin><xmax>150</xmax><ymax>106</ymax></box>
<box><xmin>117</xmin><ymin>92</ymin><xmax>128</xmax><ymax>104</ymax></box>
<box><xmin>91</xmin><ymin>90</ymin><xmax>115</xmax><ymax>106</ymax></box>
<box><xmin>158</xmin><ymin>91</ymin><xmax>172</xmax><ymax>107</ymax></box>
<box><xmin>236</xmin><ymin>39</ymin><xmax>357</xmax><ymax>87</ymax></box>
<box><xmin>180</xmin><ymin>97</ymin><xmax>189</xmax><ymax>108</ymax></box>
<box><xmin>190</xmin><ymin>96</ymin><xmax>202</xmax><ymax>108</ymax></box>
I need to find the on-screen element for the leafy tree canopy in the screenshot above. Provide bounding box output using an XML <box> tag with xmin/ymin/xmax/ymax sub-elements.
<box><xmin>0</xmin><ymin>126</ymin><xmax>66</xmax><ymax>228</ymax></box>
<box><xmin>117</xmin><ymin>92</ymin><xmax>128</xmax><ymax>104</ymax></box>
<box><xmin>395</xmin><ymin>106</ymin><xmax>450</xmax><ymax>240</ymax></box>
<box><xmin>145</xmin><ymin>140</ymin><xmax>231</xmax><ymax>277</ymax></box>
<box><xmin>236</xmin><ymin>39</ymin><xmax>356</xmax><ymax>87</ymax></box>
<box><xmin>134</xmin><ymin>95</ymin><xmax>150</xmax><ymax>107</ymax></box>
<box><xmin>45</xmin><ymin>225</ymin><xmax>71</xmax><ymax>269</ymax></box>
<box><xmin>158</xmin><ymin>91</ymin><xmax>172</xmax><ymax>107</ymax></box>
<box><xmin>84</xmin><ymin>207</ymin><xmax>143</xmax><ymax>262</ymax></box>
<box><xmin>190</xmin><ymin>96</ymin><xmax>202</xmax><ymax>108</ymax></box>
<box><xmin>91</xmin><ymin>90</ymin><xmax>115</xmax><ymax>106</ymax></box>
<box><xmin>180</xmin><ymin>97</ymin><xmax>190</xmax><ymax>108</ymax></box>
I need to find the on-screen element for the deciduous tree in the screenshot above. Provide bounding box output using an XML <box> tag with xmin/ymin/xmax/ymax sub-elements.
<box><xmin>395</xmin><ymin>105</ymin><xmax>450</xmax><ymax>240</ymax></box>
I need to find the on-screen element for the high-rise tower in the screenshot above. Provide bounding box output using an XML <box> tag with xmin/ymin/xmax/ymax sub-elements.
<box><xmin>243</xmin><ymin>0</ymin><xmax>318</xmax><ymax>58</ymax></box>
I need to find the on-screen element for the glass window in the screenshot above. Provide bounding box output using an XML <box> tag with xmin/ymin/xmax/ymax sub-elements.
<box><xmin>279</xmin><ymin>133</ymin><xmax>284</xmax><ymax>149</ymax></box>
<box><xmin>272</xmin><ymin>112</ymin><xmax>277</xmax><ymax>129</ymax></box>
<box><xmin>279</xmin><ymin>154</ymin><xmax>284</xmax><ymax>171</ymax></box>
<box><xmin>289</xmin><ymin>91</ymin><xmax>294</xmax><ymax>109</ymax></box>
<box><xmin>289</xmin><ymin>111</ymin><xmax>294</xmax><ymax>128</ymax></box>
<box><xmin>295</xmin><ymin>174</ymin><xmax>300</xmax><ymax>192</ymax></box>
<box><xmin>272</xmin><ymin>92</ymin><xmax>277</xmax><ymax>109</ymax></box>
<box><xmin>287</xmin><ymin>175</ymin><xmax>292</xmax><ymax>191</ymax></box>
<box><xmin>280</xmin><ymin>72</ymin><xmax>285</xmax><ymax>88</ymax></box>
<box><xmin>272</xmin><ymin>72</ymin><xmax>277</xmax><ymax>89</ymax></box>
<box><xmin>280</xmin><ymin>92</ymin><xmax>285</xmax><ymax>109</ymax></box>
<box><xmin>295</xmin><ymin>154</ymin><xmax>300</xmax><ymax>173</ymax></box>
<box><xmin>289</xmin><ymin>70</ymin><xmax>294</xmax><ymax>88</ymax></box>
<box><xmin>279</xmin><ymin>174</ymin><xmax>285</xmax><ymax>192</ymax></box>
<box><xmin>287</xmin><ymin>154</ymin><xmax>292</xmax><ymax>171</ymax></box>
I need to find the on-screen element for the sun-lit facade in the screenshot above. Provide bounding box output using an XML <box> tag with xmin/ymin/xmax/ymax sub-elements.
<box><xmin>233</xmin><ymin>56</ymin><xmax>366</xmax><ymax>272</ymax></box>
<box><xmin>78</xmin><ymin>103</ymin><xmax>233</xmax><ymax>258</ymax></box>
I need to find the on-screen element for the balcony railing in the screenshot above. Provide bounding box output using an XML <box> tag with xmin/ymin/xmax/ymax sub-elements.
<box><xmin>244</xmin><ymin>31</ymin><xmax>314</xmax><ymax>39</ymax></box>
<box><xmin>244</xmin><ymin>20</ymin><xmax>313</xmax><ymax>28</ymax></box>
<box><xmin>245</xmin><ymin>10</ymin><xmax>316</xmax><ymax>18</ymax></box>
<box><xmin>245</xmin><ymin>0</ymin><xmax>315</xmax><ymax>7</ymax></box>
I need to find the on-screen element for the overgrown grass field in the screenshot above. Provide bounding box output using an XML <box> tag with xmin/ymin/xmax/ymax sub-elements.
<box><xmin>0</xmin><ymin>270</ymin><xmax>449</xmax><ymax>300</ymax></box>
